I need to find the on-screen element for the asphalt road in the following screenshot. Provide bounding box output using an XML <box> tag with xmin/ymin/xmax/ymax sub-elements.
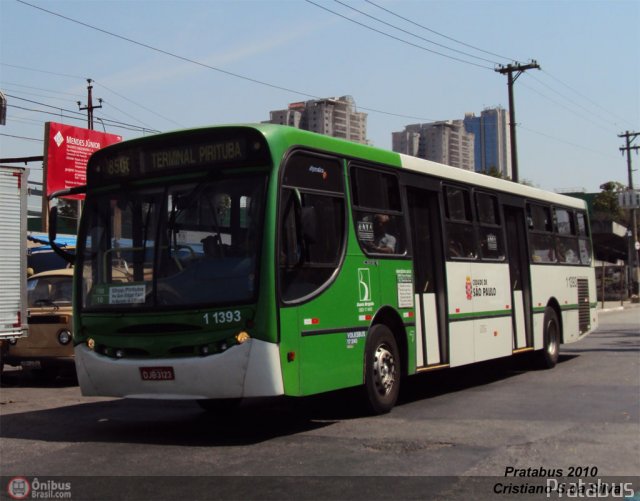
<box><xmin>1</xmin><ymin>307</ymin><xmax>638</xmax><ymax>500</ymax></box>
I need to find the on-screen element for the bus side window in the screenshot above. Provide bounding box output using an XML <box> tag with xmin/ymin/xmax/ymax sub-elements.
<box><xmin>279</xmin><ymin>153</ymin><xmax>346</xmax><ymax>303</ymax></box>
<box><xmin>444</xmin><ymin>186</ymin><xmax>476</xmax><ymax>260</ymax></box>
<box><xmin>350</xmin><ymin>166</ymin><xmax>405</xmax><ymax>256</ymax></box>
<box><xmin>576</xmin><ymin>212</ymin><xmax>592</xmax><ymax>265</ymax></box>
<box><xmin>527</xmin><ymin>203</ymin><xmax>556</xmax><ymax>263</ymax></box>
<box><xmin>476</xmin><ymin>192</ymin><xmax>505</xmax><ymax>261</ymax></box>
<box><xmin>554</xmin><ymin>208</ymin><xmax>580</xmax><ymax>264</ymax></box>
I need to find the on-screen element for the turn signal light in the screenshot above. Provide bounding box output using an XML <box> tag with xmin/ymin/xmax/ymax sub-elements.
<box><xmin>235</xmin><ymin>331</ymin><xmax>251</xmax><ymax>344</ymax></box>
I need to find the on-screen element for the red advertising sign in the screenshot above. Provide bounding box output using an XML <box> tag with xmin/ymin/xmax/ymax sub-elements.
<box><xmin>44</xmin><ymin>122</ymin><xmax>122</xmax><ymax>199</ymax></box>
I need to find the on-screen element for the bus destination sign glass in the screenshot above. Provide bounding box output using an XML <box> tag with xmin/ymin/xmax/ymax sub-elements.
<box><xmin>89</xmin><ymin>129</ymin><xmax>270</xmax><ymax>184</ymax></box>
<box><xmin>143</xmin><ymin>138</ymin><xmax>247</xmax><ymax>174</ymax></box>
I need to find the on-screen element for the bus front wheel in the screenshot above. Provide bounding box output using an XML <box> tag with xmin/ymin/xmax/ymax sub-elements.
<box><xmin>535</xmin><ymin>307</ymin><xmax>560</xmax><ymax>369</ymax></box>
<box><xmin>363</xmin><ymin>325</ymin><xmax>400</xmax><ymax>415</ymax></box>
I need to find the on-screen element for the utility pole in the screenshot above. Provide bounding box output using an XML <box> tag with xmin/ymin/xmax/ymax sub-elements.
<box><xmin>619</xmin><ymin>130</ymin><xmax>640</xmax><ymax>294</ymax></box>
<box><xmin>495</xmin><ymin>60</ymin><xmax>540</xmax><ymax>183</ymax></box>
<box><xmin>77</xmin><ymin>78</ymin><xmax>102</xmax><ymax>130</ymax></box>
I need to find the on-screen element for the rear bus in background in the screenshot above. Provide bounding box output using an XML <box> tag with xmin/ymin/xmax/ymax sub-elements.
<box><xmin>47</xmin><ymin>124</ymin><xmax>598</xmax><ymax>414</ymax></box>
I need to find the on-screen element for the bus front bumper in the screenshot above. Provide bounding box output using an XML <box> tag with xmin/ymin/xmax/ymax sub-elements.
<box><xmin>74</xmin><ymin>339</ymin><xmax>284</xmax><ymax>400</ymax></box>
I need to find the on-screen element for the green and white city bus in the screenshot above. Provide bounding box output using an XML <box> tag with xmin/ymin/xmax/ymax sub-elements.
<box><xmin>49</xmin><ymin>124</ymin><xmax>598</xmax><ymax>414</ymax></box>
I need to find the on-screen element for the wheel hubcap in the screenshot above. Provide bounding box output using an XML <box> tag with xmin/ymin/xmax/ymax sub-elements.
<box><xmin>373</xmin><ymin>344</ymin><xmax>396</xmax><ymax>396</ymax></box>
<box><xmin>547</xmin><ymin>322</ymin><xmax>558</xmax><ymax>357</ymax></box>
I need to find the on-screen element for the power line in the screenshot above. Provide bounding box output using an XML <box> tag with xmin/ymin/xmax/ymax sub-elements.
<box><xmin>5</xmin><ymin>93</ymin><xmax>161</xmax><ymax>133</ymax></box>
<box><xmin>305</xmin><ymin>0</ymin><xmax>493</xmax><ymax>70</ymax></box>
<box><xmin>5</xmin><ymin>94</ymin><xmax>86</xmax><ymax>118</ymax></box>
<box><xmin>523</xmin><ymin>73</ymin><xmax>623</xmax><ymax>132</ymax></box>
<box><xmin>518</xmin><ymin>125</ymin><xmax>617</xmax><ymax>159</ymax></box>
<box><xmin>97</xmin><ymin>100</ymin><xmax>157</xmax><ymax>131</ymax></box>
<box><xmin>540</xmin><ymin>69</ymin><xmax>637</xmax><ymax>130</ymax></box>
<box><xmin>0</xmin><ymin>81</ymin><xmax>81</xmax><ymax>98</ymax></box>
<box><xmin>1</xmin><ymin>69</ymin><xmax>175</xmax><ymax>130</ymax></box>
<box><xmin>14</xmin><ymin>1</ymin><xmax>441</xmax><ymax>122</ymax></box>
<box><xmin>0</xmin><ymin>132</ymin><xmax>43</xmax><ymax>142</ymax></box>
<box><xmin>7</xmin><ymin>104</ymin><xmax>159</xmax><ymax>134</ymax></box>
<box><xmin>364</xmin><ymin>0</ymin><xmax>516</xmax><ymax>62</ymax></box>
<box><xmin>9</xmin><ymin>1</ymin><xmax>631</xmax><ymax>166</ymax></box>
<box><xmin>519</xmin><ymin>80</ymin><xmax>615</xmax><ymax>134</ymax></box>
<box><xmin>1</xmin><ymin>87</ymin><xmax>79</xmax><ymax>105</ymax></box>
<box><xmin>16</xmin><ymin>1</ymin><xmax>320</xmax><ymax>98</ymax></box>
<box><xmin>332</xmin><ymin>0</ymin><xmax>501</xmax><ymax>65</ymax></box>
<box><xmin>92</xmin><ymin>81</ymin><xmax>183</xmax><ymax>128</ymax></box>
<box><xmin>0</xmin><ymin>62</ymin><xmax>83</xmax><ymax>80</ymax></box>
<box><xmin>2</xmin><ymin>116</ymin><xmax>44</xmax><ymax>127</ymax></box>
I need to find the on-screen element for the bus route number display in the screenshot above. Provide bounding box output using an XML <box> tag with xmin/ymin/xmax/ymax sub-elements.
<box><xmin>91</xmin><ymin>133</ymin><xmax>265</xmax><ymax>183</ymax></box>
<box><xmin>146</xmin><ymin>140</ymin><xmax>247</xmax><ymax>173</ymax></box>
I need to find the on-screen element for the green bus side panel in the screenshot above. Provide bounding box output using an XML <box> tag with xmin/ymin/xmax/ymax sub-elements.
<box><xmin>263</xmin><ymin>124</ymin><xmax>410</xmax><ymax>396</ymax></box>
<box><xmin>292</xmin><ymin>255</ymin><xmax>377</xmax><ymax>396</ymax></box>
<box><xmin>378</xmin><ymin>263</ymin><xmax>417</xmax><ymax>375</ymax></box>
<box><xmin>278</xmin><ymin>307</ymin><xmax>301</xmax><ymax>395</ymax></box>
<box><xmin>280</xmin><ymin>255</ymin><xmax>418</xmax><ymax>397</ymax></box>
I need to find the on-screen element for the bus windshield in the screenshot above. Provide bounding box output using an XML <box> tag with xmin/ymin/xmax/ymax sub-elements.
<box><xmin>79</xmin><ymin>172</ymin><xmax>268</xmax><ymax>310</ymax></box>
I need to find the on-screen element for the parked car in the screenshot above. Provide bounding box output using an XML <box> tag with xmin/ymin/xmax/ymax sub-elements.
<box><xmin>2</xmin><ymin>269</ymin><xmax>74</xmax><ymax>379</ymax></box>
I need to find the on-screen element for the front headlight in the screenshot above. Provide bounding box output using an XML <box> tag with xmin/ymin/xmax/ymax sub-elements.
<box><xmin>57</xmin><ymin>330</ymin><xmax>72</xmax><ymax>345</ymax></box>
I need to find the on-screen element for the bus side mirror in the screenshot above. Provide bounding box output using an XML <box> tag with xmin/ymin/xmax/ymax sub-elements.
<box><xmin>48</xmin><ymin>206</ymin><xmax>58</xmax><ymax>243</ymax></box>
<box><xmin>48</xmin><ymin>205</ymin><xmax>75</xmax><ymax>265</ymax></box>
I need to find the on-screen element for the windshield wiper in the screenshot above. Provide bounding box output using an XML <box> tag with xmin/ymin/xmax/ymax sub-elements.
<box><xmin>33</xmin><ymin>299</ymin><xmax>60</xmax><ymax>310</ymax></box>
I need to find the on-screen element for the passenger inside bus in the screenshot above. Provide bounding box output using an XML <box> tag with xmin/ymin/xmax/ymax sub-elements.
<box><xmin>368</xmin><ymin>214</ymin><xmax>396</xmax><ymax>254</ymax></box>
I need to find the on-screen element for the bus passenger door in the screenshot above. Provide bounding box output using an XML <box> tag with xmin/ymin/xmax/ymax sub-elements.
<box><xmin>504</xmin><ymin>206</ymin><xmax>533</xmax><ymax>349</ymax></box>
<box><xmin>407</xmin><ymin>188</ymin><xmax>448</xmax><ymax>368</ymax></box>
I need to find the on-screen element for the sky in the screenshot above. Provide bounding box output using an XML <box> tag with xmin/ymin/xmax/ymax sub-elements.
<box><xmin>1</xmin><ymin>0</ymin><xmax>639</xmax><ymax>195</ymax></box>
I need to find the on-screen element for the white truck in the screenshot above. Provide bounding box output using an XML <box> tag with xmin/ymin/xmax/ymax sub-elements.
<box><xmin>0</xmin><ymin>165</ymin><xmax>29</xmax><ymax>342</ymax></box>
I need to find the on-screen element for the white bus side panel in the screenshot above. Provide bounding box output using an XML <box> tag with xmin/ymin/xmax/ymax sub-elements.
<box><xmin>512</xmin><ymin>290</ymin><xmax>527</xmax><ymax>349</ymax></box>
<box><xmin>446</xmin><ymin>262</ymin><xmax>512</xmax><ymax>366</ymax></box>
<box><xmin>530</xmin><ymin>265</ymin><xmax>597</xmax><ymax>346</ymax></box>
<box><xmin>414</xmin><ymin>295</ymin><xmax>424</xmax><ymax>367</ymax></box>
<box><xmin>423</xmin><ymin>293</ymin><xmax>441</xmax><ymax>365</ymax></box>
<box><xmin>449</xmin><ymin>321</ymin><xmax>475</xmax><ymax>367</ymax></box>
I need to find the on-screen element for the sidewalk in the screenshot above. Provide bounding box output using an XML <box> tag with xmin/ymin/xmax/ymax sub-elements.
<box><xmin>597</xmin><ymin>298</ymin><xmax>640</xmax><ymax>313</ymax></box>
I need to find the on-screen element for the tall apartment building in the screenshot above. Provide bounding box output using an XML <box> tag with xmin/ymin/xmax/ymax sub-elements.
<box><xmin>266</xmin><ymin>95</ymin><xmax>368</xmax><ymax>144</ymax></box>
<box><xmin>392</xmin><ymin>120</ymin><xmax>475</xmax><ymax>171</ymax></box>
<box><xmin>463</xmin><ymin>107</ymin><xmax>511</xmax><ymax>178</ymax></box>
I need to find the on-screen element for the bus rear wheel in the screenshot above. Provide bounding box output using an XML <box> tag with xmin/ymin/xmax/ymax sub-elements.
<box><xmin>363</xmin><ymin>325</ymin><xmax>400</xmax><ymax>415</ymax></box>
<box><xmin>535</xmin><ymin>307</ymin><xmax>560</xmax><ymax>369</ymax></box>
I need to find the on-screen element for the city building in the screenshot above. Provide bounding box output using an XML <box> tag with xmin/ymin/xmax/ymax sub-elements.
<box><xmin>463</xmin><ymin>107</ymin><xmax>511</xmax><ymax>178</ymax></box>
<box><xmin>391</xmin><ymin>120</ymin><xmax>475</xmax><ymax>171</ymax></box>
<box><xmin>266</xmin><ymin>96</ymin><xmax>368</xmax><ymax>144</ymax></box>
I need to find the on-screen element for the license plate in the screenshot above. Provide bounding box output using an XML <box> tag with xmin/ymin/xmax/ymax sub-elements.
<box><xmin>139</xmin><ymin>366</ymin><xmax>175</xmax><ymax>381</ymax></box>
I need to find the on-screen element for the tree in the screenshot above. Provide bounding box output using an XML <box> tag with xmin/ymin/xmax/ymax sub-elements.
<box><xmin>593</xmin><ymin>181</ymin><xmax>625</xmax><ymax>223</ymax></box>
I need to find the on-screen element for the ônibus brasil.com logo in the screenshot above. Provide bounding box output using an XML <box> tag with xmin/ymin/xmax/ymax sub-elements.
<box><xmin>6</xmin><ymin>477</ymin><xmax>30</xmax><ymax>500</ymax></box>
<box><xmin>6</xmin><ymin>477</ymin><xmax>72</xmax><ymax>499</ymax></box>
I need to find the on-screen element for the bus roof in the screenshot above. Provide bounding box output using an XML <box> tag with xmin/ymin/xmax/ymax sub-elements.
<box><xmin>398</xmin><ymin>154</ymin><xmax>587</xmax><ymax>210</ymax></box>
<box><xmin>256</xmin><ymin>124</ymin><xmax>587</xmax><ymax>211</ymax></box>
<box><xmin>95</xmin><ymin>124</ymin><xmax>586</xmax><ymax>211</ymax></box>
